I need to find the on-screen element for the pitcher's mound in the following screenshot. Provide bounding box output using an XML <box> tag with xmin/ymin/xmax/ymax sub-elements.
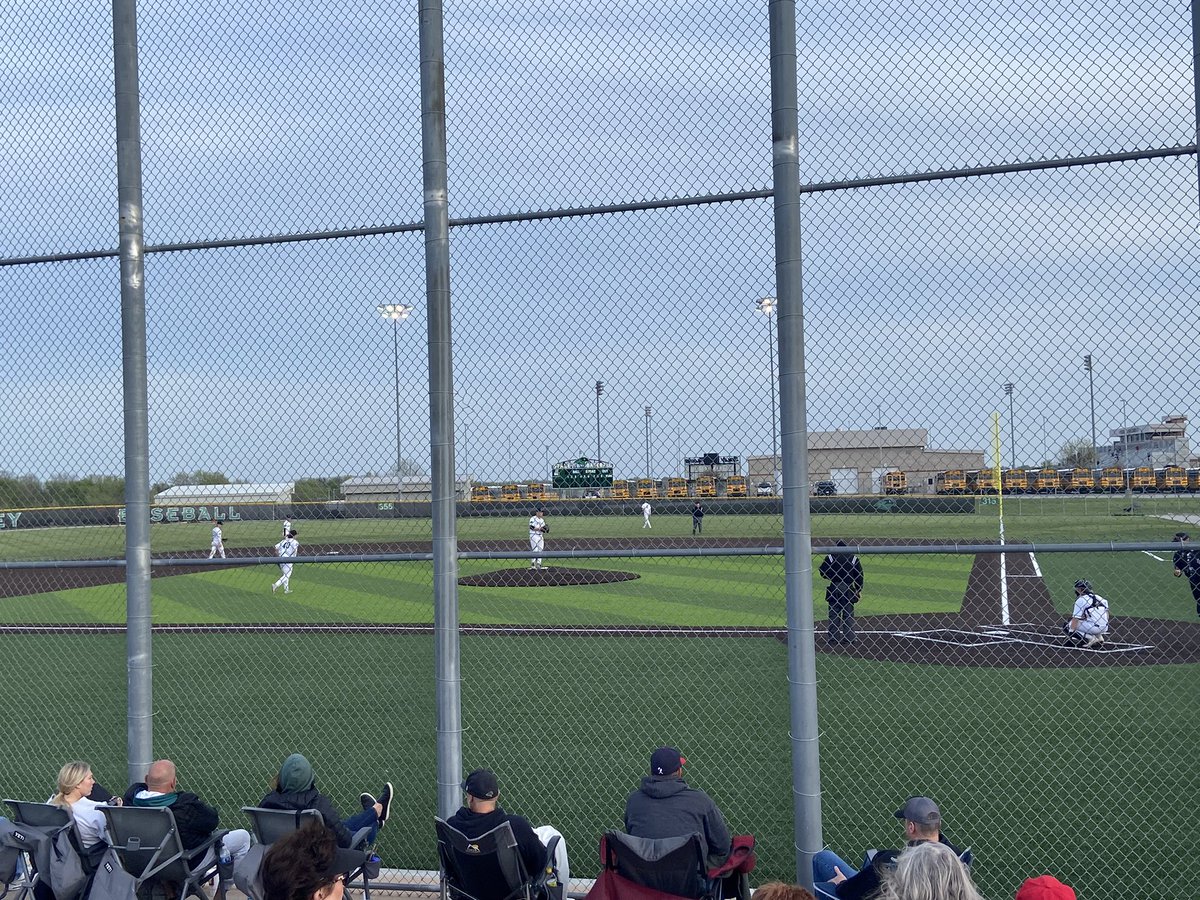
<box><xmin>458</xmin><ymin>567</ymin><xmax>640</xmax><ymax>588</ymax></box>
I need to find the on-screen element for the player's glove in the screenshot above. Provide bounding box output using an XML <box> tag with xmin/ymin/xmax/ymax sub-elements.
<box><xmin>541</xmin><ymin>526</ymin><xmax>549</xmax><ymax>533</ymax></box>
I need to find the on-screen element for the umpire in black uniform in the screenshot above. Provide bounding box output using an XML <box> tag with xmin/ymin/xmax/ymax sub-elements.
<box><xmin>1172</xmin><ymin>532</ymin><xmax>1200</xmax><ymax>618</ymax></box>
<box><xmin>820</xmin><ymin>539</ymin><xmax>864</xmax><ymax>644</ymax></box>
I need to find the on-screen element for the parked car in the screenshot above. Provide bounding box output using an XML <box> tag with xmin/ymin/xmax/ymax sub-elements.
<box><xmin>814</xmin><ymin>480</ymin><xmax>837</xmax><ymax>496</ymax></box>
<box><xmin>756</xmin><ymin>481</ymin><xmax>773</xmax><ymax>496</ymax></box>
<box><xmin>583</xmin><ymin>490</ymin><xmax>601</xmax><ymax>499</ymax></box>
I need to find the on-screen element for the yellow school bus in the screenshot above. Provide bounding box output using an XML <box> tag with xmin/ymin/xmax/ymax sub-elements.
<box><xmin>1188</xmin><ymin>468</ymin><xmax>1200</xmax><ymax>493</ymax></box>
<box><xmin>935</xmin><ymin>470</ymin><xmax>966</xmax><ymax>494</ymax></box>
<box><xmin>1099</xmin><ymin>466</ymin><xmax>1124</xmax><ymax>492</ymax></box>
<box><xmin>666</xmin><ymin>477</ymin><xmax>689</xmax><ymax>498</ymax></box>
<box><xmin>882</xmin><ymin>471</ymin><xmax>907</xmax><ymax>494</ymax></box>
<box><xmin>1127</xmin><ymin>466</ymin><xmax>1154</xmax><ymax>492</ymax></box>
<box><xmin>966</xmin><ymin>470</ymin><xmax>996</xmax><ymax>494</ymax></box>
<box><xmin>1031</xmin><ymin>466</ymin><xmax>1060</xmax><ymax>493</ymax></box>
<box><xmin>1002</xmin><ymin>467</ymin><xmax>1027</xmax><ymax>493</ymax></box>
<box><xmin>1061</xmin><ymin>467</ymin><xmax>1096</xmax><ymax>493</ymax></box>
<box><xmin>470</xmin><ymin>485</ymin><xmax>494</xmax><ymax>502</ymax></box>
<box><xmin>636</xmin><ymin>478</ymin><xmax>659</xmax><ymax>498</ymax></box>
<box><xmin>611</xmin><ymin>480</ymin><xmax>631</xmax><ymax>499</ymax></box>
<box><xmin>695</xmin><ymin>475</ymin><xmax>716</xmax><ymax>497</ymax></box>
<box><xmin>725</xmin><ymin>475</ymin><xmax>748</xmax><ymax>497</ymax></box>
<box><xmin>1156</xmin><ymin>465</ymin><xmax>1187</xmax><ymax>492</ymax></box>
<box><xmin>501</xmin><ymin>483</ymin><xmax>521</xmax><ymax>502</ymax></box>
<box><xmin>526</xmin><ymin>482</ymin><xmax>548</xmax><ymax>501</ymax></box>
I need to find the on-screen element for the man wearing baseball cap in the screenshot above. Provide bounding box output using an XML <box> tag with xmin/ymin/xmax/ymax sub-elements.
<box><xmin>446</xmin><ymin>768</ymin><xmax>570</xmax><ymax>900</ymax></box>
<box><xmin>623</xmin><ymin>747</ymin><xmax>731</xmax><ymax>869</ymax></box>
<box><xmin>1172</xmin><ymin>532</ymin><xmax>1200</xmax><ymax>618</ymax></box>
<box><xmin>812</xmin><ymin>796</ymin><xmax>966</xmax><ymax>900</ymax></box>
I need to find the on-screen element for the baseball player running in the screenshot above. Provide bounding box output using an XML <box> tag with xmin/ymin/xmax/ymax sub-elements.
<box><xmin>272</xmin><ymin>529</ymin><xmax>299</xmax><ymax>594</ymax></box>
<box><xmin>528</xmin><ymin>508</ymin><xmax>548</xmax><ymax>570</ymax></box>
<box><xmin>1061</xmin><ymin>579</ymin><xmax>1110</xmax><ymax>647</ymax></box>
<box><xmin>208</xmin><ymin>522</ymin><xmax>226</xmax><ymax>559</ymax></box>
<box><xmin>641</xmin><ymin>500</ymin><xmax>652</xmax><ymax>528</ymax></box>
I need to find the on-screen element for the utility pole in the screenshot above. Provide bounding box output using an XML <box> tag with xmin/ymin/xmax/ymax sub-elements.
<box><xmin>1083</xmin><ymin>354</ymin><xmax>1096</xmax><ymax>464</ymax></box>
<box><xmin>1003</xmin><ymin>383</ymin><xmax>1016</xmax><ymax>465</ymax></box>
<box><xmin>644</xmin><ymin>406</ymin><xmax>653</xmax><ymax>480</ymax></box>
<box><xmin>595</xmin><ymin>380</ymin><xmax>604</xmax><ymax>462</ymax></box>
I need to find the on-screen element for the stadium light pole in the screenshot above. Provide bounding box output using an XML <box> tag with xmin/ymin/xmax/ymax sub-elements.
<box><xmin>1083</xmin><ymin>353</ymin><xmax>1096</xmax><ymax>464</ymax></box>
<box><xmin>595</xmin><ymin>380</ymin><xmax>605</xmax><ymax>462</ymax></box>
<box><xmin>645</xmin><ymin>406</ymin><xmax>653</xmax><ymax>479</ymax></box>
<box><xmin>756</xmin><ymin>297</ymin><xmax>778</xmax><ymax>490</ymax></box>
<box><xmin>1003</xmin><ymin>382</ymin><xmax>1016</xmax><ymax>465</ymax></box>
<box><xmin>378</xmin><ymin>304</ymin><xmax>414</xmax><ymax>493</ymax></box>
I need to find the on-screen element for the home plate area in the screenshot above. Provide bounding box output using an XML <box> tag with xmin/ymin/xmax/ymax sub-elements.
<box><xmin>885</xmin><ymin>623</ymin><xmax>1154</xmax><ymax>654</ymax></box>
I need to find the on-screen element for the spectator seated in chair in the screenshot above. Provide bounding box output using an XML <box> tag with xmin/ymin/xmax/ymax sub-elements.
<box><xmin>812</xmin><ymin>797</ymin><xmax>967</xmax><ymax>900</ymax></box>
<box><xmin>48</xmin><ymin>761</ymin><xmax>119</xmax><ymax>858</ymax></box>
<box><xmin>123</xmin><ymin>759</ymin><xmax>251</xmax><ymax>870</ymax></box>
<box><xmin>1014</xmin><ymin>875</ymin><xmax>1076</xmax><ymax>900</ymax></box>
<box><xmin>624</xmin><ymin>747</ymin><xmax>731</xmax><ymax>871</ymax></box>
<box><xmin>446</xmin><ymin>768</ymin><xmax>570</xmax><ymax>896</ymax></box>
<box><xmin>878</xmin><ymin>841</ymin><xmax>982</xmax><ymax>900</ymax></box>
<box><xmin>260</xmin><ymin>754</ymin><xmax>391</xmax><ymax>850</ymax></box>
<box><xmin>261</xmin><ymin>821</ymin><xmax>365</xmax><ymax>900</ymax></box>
<box><xmin>753</xmin><ymin>883</ymin><xmax>815</xmax><ymax>900</ymax></box>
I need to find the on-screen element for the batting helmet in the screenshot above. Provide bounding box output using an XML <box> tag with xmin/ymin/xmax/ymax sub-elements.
<box><xmin>1073</xmin><ymin>579</ymin><xmax>1091</xmax><ymax>592</ymax></box>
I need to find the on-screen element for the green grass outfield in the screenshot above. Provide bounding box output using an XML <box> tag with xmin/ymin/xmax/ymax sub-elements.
<box><xmin>1</xmin><ymin>505</ymin><xmax>1197</xmax><ymax>899</ymax></box>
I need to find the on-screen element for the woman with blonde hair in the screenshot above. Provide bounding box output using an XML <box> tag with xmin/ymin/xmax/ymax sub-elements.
<box><xmin>49</xmin><ymin>761</ymin><xmax>120</xmax><ymax>850</ymax></box>
<box><xmin>880</xmin><ymin>841</ymin><xmax>984</xmax><ymax>900</ymax></box>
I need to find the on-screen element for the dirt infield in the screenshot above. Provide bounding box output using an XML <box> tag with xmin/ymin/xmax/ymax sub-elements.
<box><xmin>3</xmin><ymin>537</ymin><xmax>1198</xmax><ymax>668</ymax></box>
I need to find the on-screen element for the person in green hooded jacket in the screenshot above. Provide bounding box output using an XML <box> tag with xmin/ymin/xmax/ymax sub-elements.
<box><xmin>260</xmin><ymin>753</ymin><xmax>392</xmax><ymax>848</ymax></box>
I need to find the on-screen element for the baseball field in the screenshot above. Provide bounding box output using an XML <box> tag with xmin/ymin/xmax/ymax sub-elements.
<box><xmin>1</xmin><ymin>499</ymin><xmax>1197</xmax><ymax>900</ymax></box>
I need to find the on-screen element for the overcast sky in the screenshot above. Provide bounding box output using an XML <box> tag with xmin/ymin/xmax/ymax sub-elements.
<box><xmin>1</xmin><ymin>0</ymin><xmax>1196</xmax><ymax>483</ymax></box>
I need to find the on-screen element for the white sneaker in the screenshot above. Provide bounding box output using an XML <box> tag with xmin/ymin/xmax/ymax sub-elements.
<box><xmin>284</xmin><ymin>589</ymin><xmax>292</xmax><ymax>594</ymax></box>
<box><xmin>271</xmin><ymin>584</ymin><xmax>277</xmax><ymax>593</ymax></box>
<box><xmin>1084</xmin><ymin>634</ymin><xmax>1105</xmax><ymax>648</ymax></box>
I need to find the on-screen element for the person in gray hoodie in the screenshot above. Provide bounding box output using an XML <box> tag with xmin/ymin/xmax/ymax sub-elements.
<box><xmin>623</xmin><ymin>747</ymin><xmax>731</xmax><ymax>868</ymax></box>
<box><xmin>260</xmin><ymin>753</ymin><xmax>391</xmax><ymax>849</ymax></box>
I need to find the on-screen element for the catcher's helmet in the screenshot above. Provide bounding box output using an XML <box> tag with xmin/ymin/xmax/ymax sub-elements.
<box><xmin>1074</xmin><ymin>579</ymin><xmax>1091</xmax><ymax>592</ymax></box>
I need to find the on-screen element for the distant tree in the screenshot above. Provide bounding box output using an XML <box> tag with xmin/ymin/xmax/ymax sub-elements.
<box><xmin>293</xmin><ymin>477</ymin><xmax>346</xmax><ymax>501</ymax></box>
<box><xmin>0</xmin><ymin>473</ymin><xmax>45</xmax><ymax>508</ymax></box>
<box><xmin>171</xmin><ymin>470</ymin><xmax>231</xmax><ymax>485</ymax></box>
<box><xmin>1059</xmin><ymin>437</ymin><xmax>1098</xmax><ymax>468</ymax></box>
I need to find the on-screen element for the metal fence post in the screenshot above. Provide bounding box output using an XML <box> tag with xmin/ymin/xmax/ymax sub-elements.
<box><xmin>112</xmin><ymin>0</ymin><xmax>153</xmax><ymax>785</ymax></box>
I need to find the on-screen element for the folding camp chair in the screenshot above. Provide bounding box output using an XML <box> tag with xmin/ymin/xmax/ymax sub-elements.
<box><xmin>99</xmin><ymin>805</ymin><xmax>228</xmax><ymax>900</ymax></box>
<box><xmin>435</xmin><ymin>817</ymin><xmax>561</xmax><ymax>900</ymax></box>
<box><xmin>594</xmin><ymin>832</ymin><xmax>719</xmax><ymax>900</ymax></box>
<box><xmin>2</xmin><ymin>800</ymin><xmax>88</xmax><ymax>900</ymax></box>
<box><xmin>238</xmin><ymin>808</ymin><xmax>371</xmax><ymax>900</ymax></box>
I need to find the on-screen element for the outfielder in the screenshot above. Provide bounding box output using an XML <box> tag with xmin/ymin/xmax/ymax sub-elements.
<box><xmin>1061</xmin><ymin>579</ymin><xmax>1110</xmax><ymax>647</ymax></box>
<box><xmin>272</xmin><ymin>529</ymin><xmax>299</xmax><ymax>594</ymax></box>
<box><xmin>282</xmin><ymin>518</ymin><xmax>292</xmax><ymax>540</ymax></box>
<box><xmin>1171</xmin><ymin>531</ymin><xmax>1200</xmax><ymax>617</ymax></box>
<box><xmin>208</xmin><ymin>522</ymin><xmax>226</xmax><ymax>559</ymax></box>
<box><xmin>641</xmin><ymin>500</ymin><xmax>652</xmax><ymax>528</ymax></box>
<box><xmin>528</xmin><ymin>508</ymin><xmax>548</xmax><ymax>570</ymax></box>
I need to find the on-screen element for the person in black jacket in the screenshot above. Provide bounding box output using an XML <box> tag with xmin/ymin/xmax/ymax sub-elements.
<box><xmin>124</xmin><ymin>759</ymin><xmax>251</xmax><ymax>868</ymax></box>
<box><xmin>623</xmin><ymin>747</ymin><xmax>731</xmax><ymax>869</ymax></box>
<box><xmin>1172</xmin><ymin>532</ymin><xmax>1200</xmax><ymax>617</ymax></box>
<box><xmin>260</xmin><ymin>753</ymin><xmax>392</xmax><ymax>849</ymax></box>
<box><xmin>812</xmin><ymin>796</ymin><xmax>967</xmax><ymax>900</ymax></box>
<box><xmin>819</xmin><ymin>541</ymin><xmax>864</xmax><ymax>644</ymax></box>
<box><xmin>446</xmin><ymin>769</ymin><xmax>569</xmax><ymax>899</ymax></box>
<box><xmin>691</xmin><ymin>502</ymin><xmax>706</xmax><ymax>535</ymax></box>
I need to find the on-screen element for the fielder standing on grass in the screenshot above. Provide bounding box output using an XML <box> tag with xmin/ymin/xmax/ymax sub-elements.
<box><xmin>691</xmin><ymin>500</ymin><xmax>705</xmax><ymax>535</ymax></box>
<box><xmin>529</xmin><ymin>508</ymin><xmax>548</xmax><ymax>570</ymax></box>
<box><xmin>1172</xmin><ymin>531</ymin><xmax>1200</xmax><ymax>618</ymax></box>
<box><xmin>641</xmin><ymin>499</ymin><xmax>652</xmax><ymax>528</ymax></box>
<box><xmin>208</xmin><ymin>521</ymin><xmax>225</xmax><ymax>559</ymax></box>
<box><xmin>272</xmin><ymin>529</ymin><xmax>299</xmax><ymax>594</ymax></box>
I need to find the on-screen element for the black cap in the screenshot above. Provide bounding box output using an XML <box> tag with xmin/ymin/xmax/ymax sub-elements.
<box><xmin>650</xmin><ymin>747</ymin><xmax>686</xmax><ymax>776</ymax></box>
<box><xmin>1174</xmin><ymin>532</ymin><xmax>1189</xmax><ymax>541</ymax></box>
<box><xmin>894</xmin><ymin>796</ymin><xmax>941</xmax><ymax>825</ymax></box>
<box><xmin>462</xmin><ymin>769</ymin><xmax>499</xmax><ymax>799</ymax></box>
<box><xmin>1074</xmin><ymin>579</ymin><xmax>1091</xmax><ymax>592</ymax></box>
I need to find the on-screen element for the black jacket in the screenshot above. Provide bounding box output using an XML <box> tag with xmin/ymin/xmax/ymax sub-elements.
<box><xmin>834</xmin><ymin>835</ymin><xmax>963</xmax><ymax>900</ymax></box>
<box><xmin>123</xmin><ymin>783</ymin><xmax>220</xmax><ymax>862</ymax></box>
<box><xmin>446</xmin><ymin>806</ymin><xmax>546</xmax><ymax>881</ymax></box>
<box><xmin>259</xmin><ymin>786</ymin><xmax>355</xmax><ymax>847</ymax></box>
<box><xmin>819</xmin><ymin>552</ymin><xmax>863</xmax><ymax>602</ymax></box>
<box><xmin>623</xmin><ymin>776</ymin><xmax>731</xmax><ymax>868</ymax></box>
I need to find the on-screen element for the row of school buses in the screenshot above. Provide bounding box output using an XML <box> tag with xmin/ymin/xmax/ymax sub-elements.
<box><xmin>933</xmin><ymin>465</ymin><xmax>1200</xmax><ymax>494</ymax></box>
<box><xmin>470</xmin><ymin>475</ymin><xmax>753</xmax><ymax>502</ymax></box>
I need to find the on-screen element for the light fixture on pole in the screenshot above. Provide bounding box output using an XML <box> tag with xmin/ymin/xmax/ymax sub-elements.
<box><xmin>756</xmin><ymin>297</ymin><xmax>778</xmax><ymax>490</ymax></box>
<box><xmin>377</xmin><ymin>304</ymin><xmax>414</xmax><ymax>493</ymax></box>
<box><xmin>595</xmin><ymin>380</ymin><xmax>605</xmax><ymax>462</ymax></box>
<box><xmin>1083</xmin><ymin>354</ymin><xmax>1096</xmax><ymax>465</ymax></box>
<box><xmin>1003</xmin><ymin>382</ymin><xmax>1016</xmax><ymax>465</ymax></box>
<box><xmin>644</xmin><ymin>406</ymin><xmax>653</xmax><ymax>480</ymax></box>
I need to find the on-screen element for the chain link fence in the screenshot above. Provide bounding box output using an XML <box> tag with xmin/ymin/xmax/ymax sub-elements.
<box><xmin>2</xmin><ymin>1</ymin><xmax>1198</xmax><ymax>899</ymax></box>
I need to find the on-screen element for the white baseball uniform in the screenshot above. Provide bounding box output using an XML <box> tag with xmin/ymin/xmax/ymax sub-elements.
<box><xmin>529</xmin><ymin>514</ymin><xmax>546</xmax><ymax>569</ymax></box>
<box><xmin>1068</xmin><ymin>591</ymin><xmax>1109</xmax><ymax>637</ymax></box>
<box><xmin>641</xmin><ymin>501</ymin><xmax>652</xmax><ymax>528</ymax></box>
<box><xmin>209</xmin><ymin>524</ymin><xmax>225</xmax><ymax>558</ymax></box>
<box><xmin>282</xmin><ymin>519</ymin><xmax>291</xmax><ymax>539</ymax></box>
<box><xmin>272</xmin><ymin>536</ymin><xmax>299</xmax><ymax>593</ymax></box>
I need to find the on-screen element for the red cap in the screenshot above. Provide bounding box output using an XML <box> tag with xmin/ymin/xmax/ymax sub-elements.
<box><xmin>1015</xmin><ymin>876</ymin><xmax>1076</xmax><ymax>900</ymax></box>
